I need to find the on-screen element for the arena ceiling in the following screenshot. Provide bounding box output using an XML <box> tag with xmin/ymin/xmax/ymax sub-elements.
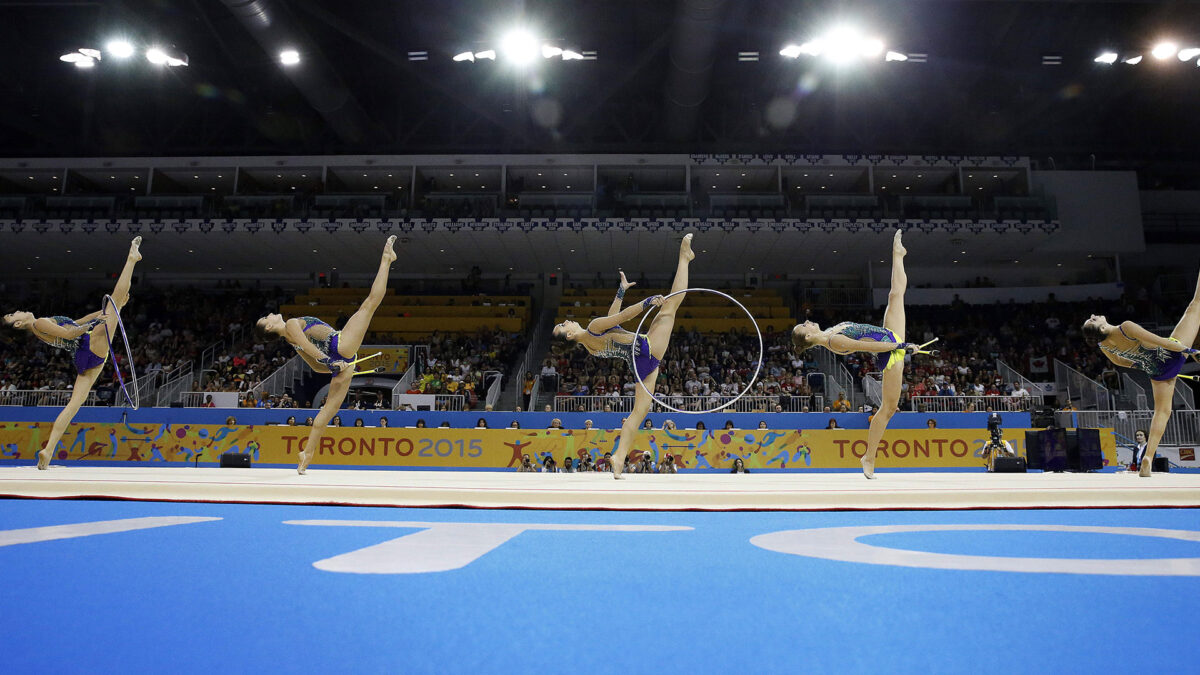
<box><xmin>2</xmin><ymin>0</ymin><xmax>1200</xmax><ymax>166</ymax></box>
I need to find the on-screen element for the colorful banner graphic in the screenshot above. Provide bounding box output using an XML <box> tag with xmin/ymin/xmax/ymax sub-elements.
<box><xmin>0</xmin><ymin>423</ymin><xmax>1117</xmax><ymax>470</ymax></box>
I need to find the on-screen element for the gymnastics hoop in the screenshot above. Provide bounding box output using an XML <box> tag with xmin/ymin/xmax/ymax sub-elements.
<box><xmin>632</xmin><ymin>287</ymin><xmax>763</xmax><ymax>415</ymax></box>
<box><xmin>102</xmin><ymin>294</ymin><xmax>140</xmax><ymax>410</ymax></box>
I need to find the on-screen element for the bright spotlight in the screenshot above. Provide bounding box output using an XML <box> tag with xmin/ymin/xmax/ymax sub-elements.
<box><xmin>106</xmin><ymin>39</ymin><xmax>135</xmax><ymax>59</ymax></box>
<box><xmin>561</xmin><ymin>50</ymin><xmax>583</xmax><ymax>60</ymax></box>
<box><xmin>1123</xmin><ymin>55</ymin><xmax>1143</xmax><ymax>65</ymax></box>
<box><xmin>884</xmin><ymin>50</ymin><xmax>908</xmax><ymax>62</ymax></box>
<box><xmin>279</xmin><ymin>49</ymin><xmax>300</xmax><ymax>65</ymax></box>
<box><xmin>779</xmin><ymin>44</ymin><xmax>802</xmax><ymax>58</ymax></box>
<box><xmin>1094</xmin><ymin>51</ymin><xmax>1118</xmax><ymax>64</ymax></box>
<box><xmin>453</xmin><ymin>51</ymin><xmax>475</xmax><ymax>62</ymax></box>
<box><xmin>824</xmin><ymin>28</ymin><xmax>865</xmax><ymax>63</ymax></box>
<box><xmin>474</xmin><ymin>49</ymin><xmax>496</xmax><ymax>60</ymax></box>
<box><xmin>59</xmin><ymin>52</ymin><xmax>88</xmax><ymax>63</ymax></box>
<box><xmin>1178</xmin><ymin>47</ymin><xmax>1200</xmax><ymax>61</ymax></box>
<box><xmin>500</xmin><ymin>29</ymin><xmax>539</xmax><ymax>65</ymax></box>
<box><xmin>541</xmin><ymin>44</ymin><xmax>562</xmax><ymax>58</ymax></box>
<box><xmin>798</xmin><ymin>41</ymin><xmax>822</xmax><ymax>56</ymax></box>
<box><xmin>1151</xmin><ymin>42</ymin><xmax>1177</xmax><ymax>60</ymax></box>
<box><xmin>860</xmin><ymin>38</ymin><xmax>884</xmax><ymax>57</ymax></box>
<box><xmin>74</xmin><ymin>58</ymin><xmax>95</xmax><ymax>69</ymax></box>
<box><xmin>79</xmin><ymin>48</ymin><xmax>102</xmax><ymax>60</ymax></box>
<box><xmin>146</xmin><ymin>47</ymin><xmax>169</xmax><ymax>65</ymax></box>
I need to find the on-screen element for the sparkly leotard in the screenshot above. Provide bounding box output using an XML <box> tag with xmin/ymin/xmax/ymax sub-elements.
<box><xmin>828</xmin><ymin>321</ymin><xmax>904</xmax><ymax>372</ymax></box>
<box><xmin>587</xmin><ymin>326</ymin><xmax>660</xmax><ymax>382</ymax></box>
<box><xmin>295</xmin><ymin>316</ymin><xmax>353</xmax><ymax>364</ymax></box>
<box><xmin>45</xmin><ymin>316</ymin><xmax>107</xmax><ymax>373</ymax></box>
<box><xmin>1101</xmin><ymin>326</ymin><xmax>1186</xmax><ymax>381</ymax></box>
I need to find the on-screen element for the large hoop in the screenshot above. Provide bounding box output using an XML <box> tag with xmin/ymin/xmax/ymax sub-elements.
<box><xmin>102</xmin><ymin>294</ymin><xmax>140</xmax><ymax>410</ymax></box>
<box><xmin>633</xmin><ymin>287</ymin><xmax>763</xmax><ymax>415</ymax></box>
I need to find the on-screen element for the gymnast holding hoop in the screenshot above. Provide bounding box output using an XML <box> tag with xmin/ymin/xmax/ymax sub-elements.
<box><xmin>2</xmin><ymin>236</ymin><xmax>142</xmax><ymax>470</ymax></box>
<box><xmin>255</xmin><ymin>235</ymin><xmax>397</xmax><ymax>474</ymax></box>
<box><xmin>553</xmin><ymin>233</ymin><xmax>695</xmax><ymax>478</ymax></box>
<box><xmin>1082</xmin><ymin>268</ymin><xmax>1200</xmax><ymax>477</ymax></box>
<box><xmin>792</xmin><ymin>230</ymin><xmax>930</xmax><ymax>479</ymax></box>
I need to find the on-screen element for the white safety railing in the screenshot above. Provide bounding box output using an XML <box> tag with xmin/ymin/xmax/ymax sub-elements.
<box><xmin>1060</xmin><ymin>410</ymin><xmax>1200</xmax><ymax>447</ymax></box>
<box><xmin>862</xmin><ymin>373</ymin><xmax>882</xmax><ymax>407</ymax></box>
<box><xmin>133</xmin><ymin>370</ymin><xmax>163</xmax><ymax>405</ymax></box>
<box><xmin>553</xmin><ymin>394</ymin><xmax>821</xmax><ymax>413</ymax></box>
<box><xmin>996</xmin><ymin>360</ymin><xmax>1047</xmax><ymax>398</ymax></box>
<box><xmin>910</xmin><ymin>395</ymin><xmax>1036</xmax><ymax>412</ymax></box>
<box><xmin>390</xmin><ymin>365</ymin><xmax>416</xmax><ymax>408</ymax></box>
<box><xmin>252</xmin><ymin>354</ymin><xmax>306</xmax><ymax>398</ymax></box>
<box><xmin>1174</xmin><ymin>379</ymin><xmax>1196</xmax><ymax>410</ymax></box>
<box><xmin>813</xmin><ymin>348</ymin><xmax>857</xmax><ymax>408</ymax></box>
<box><xmin>1119</xmin><ymin>372</ymin><xmax>1149</xmax><ymax>410</ymax></box>
<box><xmin>483</xmin><ymin>370</ymin><xmax>503</xmax><ymax>409</ymax></box>
<box><xmin>435</xmin><ymin>394</ymin><xmax>467</xmax><ymax>411</ymax></box>
<box><xmin>154</xmin><ymin>362</ymin><xmax>194</xmax><ymax>406</ymax></box>
<box><xmin>199</xmin><ymin>325</ymin><xmax>246</xmax><ymax>375</ymax></box>
<box><xmin>0</xmin><ymin>389</ymin><xmax>99</xmax><ymax>407</ymax></box>
<box><xmin>1054</xmin><ymin>359</ymin><xmax>1112</xmax><ymax>410</ymax></box>
<box><xmin>528</xmin><ymin>377</ymin><xmax>542</xmax><ymax>412</ymax></box>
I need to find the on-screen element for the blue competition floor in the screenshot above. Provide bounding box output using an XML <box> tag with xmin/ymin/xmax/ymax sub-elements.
<box><xmin>2</xmin><ymin>499</ymin><xmax>1198</xmax><ymax>673</ymax></box>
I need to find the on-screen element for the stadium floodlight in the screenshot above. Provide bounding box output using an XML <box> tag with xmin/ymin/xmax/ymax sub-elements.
<box><xmin>474</xmin><ymin>49</ymin><xmax>496</xmax><ymax>60</ymax></box>
<box><xmin>542</xmin><ymin>44</ymin><xmax>562</xmax><ymax>58</ymax></box>
<box><xmin>1123</xmin><ymin>55</ymin><xmax>1143</xmax><ymax>65</ymax></box>
<box><xmin>884</xmin><ymin>50</ymin><xmax>908</xmax><ymax>62</ymax></box>
<box><xmin>79</xmin><ymin>48</ymin><xmax>101</xmax><ymax>60</ymax></box>
<box><xmin>146</xmin><ymin>47</ymin><xmax>169</xmax><ymax>65</ymax></box>
<box><xmin>453</xmin><ymin>51</ymin><xmax>475</xmax><ymax>62</ymax></box>
<box><xmin>1094</xmin><ymin>51</ymin><xmax>1118</xmax><ymax>64</ymax></box>
<box><xmin>779</xmin><ymin>44</ymin><xmax>802</xmax><ymax>58</ymax></box>
<box><xmin>1178</xmin><ymin>47</ymin><xmax>1200</xmax><ymax>61</ymax></box>
<box><xmin>1151</xmin><ymin>42</ymin><xmax>1177</xmax><ymax>60</ymax></box>
<box><xmin>59</xmin><ymin>52</ymin><xmax>88</xmax><ymax>63</ymax></box>
<box><xmin>561</xmin><ymin>50</ymin><xmax>583</xmax><ymax>60</ymax></box>
<box><xmin>74</xmin><ymin>58</ymin><xmax>96</xmax><ymax>69</ymax></box>
<box><xmin>106</xmin><ymin>39</ymin><xmax>135</xmax><ymax>59</ymax></box>
<box><xmin>500</xmin><ymin>29</ymin><xmax>540</xmax><ymax>65</ymax></box>
<box><xmin>279</xmin><ymin>49</ymin><xmax>300</xmax><ymax>66</ymax></box>
<box><xmin>798</xmin><ymin>41</ymin><xmax>822</xmax><ymax>56</ymax></box>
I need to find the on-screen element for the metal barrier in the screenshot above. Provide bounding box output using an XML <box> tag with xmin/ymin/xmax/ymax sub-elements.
<box><xmin>251</xmin><ymin>355</ymin><xmax>306</xmax><ymax>398</ymax></box>
<box><xmin>812</xmin><ymin>348</ymin><xmax>858</xmax><ymax>408</ymax></box>
<box><xmin>996</xmin><ymin>360</ymin><xmax>1047</xmax><ymax>398</ymax></box>
<box><xmin>1119</xmin><ymin>372</ymin><xmax>1149</xmax><ymax>410</ymax></box>
<box><xmin>483</xmin><ymin>370</ymin><xmax>503</xmax><ymax>410</ymax></box>
<box><xmin>390</xmin><ymin>365</ymin><xmax>416</xmax><ymax>409</ymax></box>
<box><xmin>154</xmin><ymin>362</ymin><xmax>194</xmax><ymax>406</ymax></box>
<box><xmin>1054</xmin><ymin>359</ymin><xmax>1112</xmax><ymax>410</ymax></box>
<box><xmin>1060</xmin><ymin>409</ymin><xmax>1200</xmax><ymax>447</ymax></box>
<box><xmin>435</xmin><ymin>395</ymin><xmax>467</xmax><ymax>411</ymax></box>
<box><xmin>0</xmin><ymin>390</ymin><xmax>99</xmax><ymax>407</ymax></box>
<box><xmin>862</xmin><ymin>373</ymin><xmax>882</xmax><ymax>407</ymax></box>
<box><xmin>1174</xmin><ymin>379</ymin><xmax>1196</xmax><ymax>410</ymax></box>
<box><xmin>910</xmin><ymin>395</ymin><xmax>1035</xmax><ymax>412</ymax></box>
<box><xmin>553</xmin><ymin>394</ymin><xmax>819</xmax><ymax>413</ymax></box>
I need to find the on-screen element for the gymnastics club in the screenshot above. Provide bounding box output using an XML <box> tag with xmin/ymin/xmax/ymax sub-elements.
<box><xmin>910</xmin><ymin>337</ymin><xmax>940</xmax><ymax>356</ymax></box>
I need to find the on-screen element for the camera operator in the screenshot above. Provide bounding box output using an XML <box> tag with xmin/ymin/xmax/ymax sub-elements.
<box><xmin>659</xmin><ymin>452</ymin><xmax>677</xmax><ymax>474</ymax></box>
<box><xmin>983</xmin><ymin>412</ymin><xmax>1015</xmax><ymax>469</ymax></box>
<box><xmin>517</xmin><ymin>454</ymin><xmax>536</xmax><ymax>472</ymax></box>
<box><xmin>637</xmin><ymin>451</ymin><xmax>655</xmax><ymax>474</ymax></box>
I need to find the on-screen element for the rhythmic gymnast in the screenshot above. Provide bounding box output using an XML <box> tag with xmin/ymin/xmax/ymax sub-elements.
<box><xmin>552</xmin><ymin>233</ymin><xmax>695</xmax><ymax>478</ymax></box>
<box><xmin>791</xmin><ymin>230</ymin><xmax>925</xmax><ymax>479</ymax></box>
<box><xmin>255</xmin><ymin>235</ymin><xmax>397</xmax><ymax>474</ymax></box>
<box><xmin>1</xmin><ymin>236</ymin><xmax>142</xmax><ymax>469</ymax></box>
<box><xmin>1082</xmin><ymin>269</ymin><xmax>1200</xmax><ymax>477</ymax></box>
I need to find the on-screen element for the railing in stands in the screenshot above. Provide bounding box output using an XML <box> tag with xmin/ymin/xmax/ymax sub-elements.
<box><xmin>252</xmin><ymin>355</ymin><xmax>305</xmax><ymax>398</ymax></box>
<box><xmin>0</xmin><ymin>390</ymin><xmax>98</xmax><ymax>407</ymax></box>
<box><xmin>154</xmin><ymin>362</ymin><xmax>194</xmax><ymax>406</ymax></box>
<box><xmin>1119</xmin><ymin>373</ymin><xmax>1149</xmax><ymax>410</ymax></box>
<box><xmin>528</xmin><ymin>377</ymin><xmax>541</xmax><ymax>413</ymax></box>
<box><xmin>862</xmin><ymin>373</ymin><xmax>882</xmax><ymax>407</ymax></box>
<box><xmin>435</xmin><ymin>395</ymin><xmax>467</xmax><ymax>411</ymax></box>
<box><xmin>1054</xmin><ymin>359</ymin><xmax>1112</xmax><ymax>410</ymax></box>
<box><xmin>1058</xmin><ymin>410</ymin><xmax>1200</xmax><ymax>447</ymax></box>
<box><xmin>553</xmin><ymin>394</ymin><xmax>821</xmax><ymax>413</ymax></box>
<box><xmin>996</xmin><ymin>360</ymin><xmax>1046</xmax><ymax>398</ymax></box>
<box><xmin>390</xmin><ymin>365</ymin><xmax>416</xmax><ymax>409</ymax></box>
<box><xmin>199</xmin><ymin>325</ymin><xmax>246</xmax><ymax>378</ymax></box>
<box><xmin>483</xmin><ymin>370</ymin><xmax>503</xmax><ymax>410</ymax></box>
<box><xmin>812</xmin><ymin>348</ymin><xmax>857</xmax><ymax>408</ymax></box>
<box><xmin>1174</xmin><ymin>379</ymin><xmax>1196</xmax><ymax>410</ymax></box>
<box><xmin>910</xmin><ymin>395</ymin><xmax>1036</xmax><ymax>412</ymax></box>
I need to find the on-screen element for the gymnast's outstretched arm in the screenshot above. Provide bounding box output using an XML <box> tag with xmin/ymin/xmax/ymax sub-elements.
<box><xmin>32</xmin><ymin>318</ymin><xmax>85</xmax><ymax>341</ymax></box>
<box><xmin>1120</xmin><ymin>321</ymin><xmax>1195</xmax><ymax>352</ymax></box>
<box><xmin>587</xmin><ymin>295</ymin><xmax>663</xmax><ymax>334</ymax></box>
<box><xmin>828</xmin><ymin>334</ymin><xmax>900</xmax><ymax>354</ymax></box>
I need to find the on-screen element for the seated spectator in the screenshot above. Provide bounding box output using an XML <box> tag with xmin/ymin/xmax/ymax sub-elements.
<box><xmin>927</xmin><ymin>418</ymin><xmax>937</xmax><ymax>429</ymax></box>
<box><xmin>659</xmin><ymin>453</ymin><xmax>677</xmax><ymax>474</ymax></box>
<box><xmin>517</xmin><ymin>454</ymin><xmax>536</xmax><ymax>472</ymax></box>
<box><xmin>541</xmin><ymin>455</ymin><xmax>558</xmax><ymax>473</ymax></box>
<box><xmin>826</xmin><ymin>418</ymin><xmax>840</xmax><ymax>429</ymax></box>
<box><xmin>509</xmin><ymin>420</ymin><xmax>520</xmax><ymax>429</ymax></box>
<box><xmin>439</xmin><ymin>421</ymin><xmax>451</xmax><ymax>428</ymax></box>
<box><xmin>730</xmin><ymin>457</ymin><xmax>750</xmax><ymax>474</ymax></box>
<box><xmin>354</xmin><ymin>418</ymin><xmax>364</xmax><ymax>427</ymax></box>
<box><xmin>562</xmin><ymin>454</ymin><xmax>575</xmax><ymax>473</ymax></box>
<box><xmin>285</xmin><ymin>416</ymin><xmax>296</xmax><ymax>426</ymax></box>
<box><xmin>476</xmin><ymin>418</ymin><xmax>488</xmax><ymax>429</ymax></box>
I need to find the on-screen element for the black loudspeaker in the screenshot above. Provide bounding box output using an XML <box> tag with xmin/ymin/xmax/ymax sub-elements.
<box><xmin>219</xmin><ymin>452</ymin><xmax>251</xmax><ymax>468</ymax></box>
<box><xmin>1025</xmin><ymin>430</ymin><xmax>1043</xmax><ymax>470</ymax></box>
<box><xmin>1075</xmin><ymin>428</ymin><xmax>1103</xmax><ymax>472</ymax></box>
<box><xmin>993</xmin><ymin>456</ymin><xmax>1027</xmax><ymax>473</ymax></box>
<box><xmin>1040</xmin><ymin>428</ymin><xmax>1068</xmax><ymax>472</ymax></box>
<box><xmin>170</xmin><ymin>401</ymin><xmax>184</xmax><ymax>408</ymax></box>
<box><xmin>1153</xmin><ymin>457</ymin><xmax>1171</xmax><ymax>473</ymax></box>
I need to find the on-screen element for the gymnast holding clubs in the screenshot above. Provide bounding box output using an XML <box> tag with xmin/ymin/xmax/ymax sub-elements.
<box><xmin>255</xmin><ymin>235</ymin><xmax>397</xmax><ymax>474</ymax></box>
<box><xmin>1083</xmin><ymin>267</ymin><xmax>1200</xmax><ymax>477</ymax></box>
<box><xmin>553</xmin><ymin>233</ymin><xmax>695</xmax><ymax>478</ymax></box>
<box><xmin>791</xmin><ymin>230</ymin><xmax>935</xmax><ymax>479</ymax></box>
<box><xmin>1</xmin><ymin>236</ymin><xmax>143</xmax><ymax>470</ymax></box>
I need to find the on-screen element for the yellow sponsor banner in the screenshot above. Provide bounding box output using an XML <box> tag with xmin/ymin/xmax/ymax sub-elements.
<box><xmin>366</xmin><ymin>346</ymin><xmax>410</xmax><ymax>374</ymax></box>
<box><xmin>0</xmin><ymin>422</ymin><xmax>1117</xmax><ymax>470</ymax></box>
